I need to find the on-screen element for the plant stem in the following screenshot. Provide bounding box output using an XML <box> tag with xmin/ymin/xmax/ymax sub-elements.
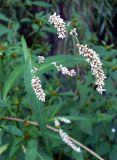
<box><xmin>0</xmin><ymin>55</ymin><xmax>4</xmax><ymax>99</ymax></box>
<box><xmin>74</xmin><ymin>34</ymin><xmax>80</xmax><ymax>44</ymax></box>
<box><xmin>0</xmin><ymin>116</ymin><xmax>104</xmax><ymax>160</ymax></box>
<box><xmin>31</xmin><ymin>26</ymin><xmax>41</xmax><ymax>53</ymax></box>
<box><xmin>72</xmin><ymin>35</ymin><xmax>77</xmax><ymax>55</ymax></box>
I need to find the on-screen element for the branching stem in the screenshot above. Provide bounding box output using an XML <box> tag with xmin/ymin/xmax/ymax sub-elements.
<box><xmin>0</xmin><ymin>116</ymin><xmax>104</xmax><ymax>160</ymax></box>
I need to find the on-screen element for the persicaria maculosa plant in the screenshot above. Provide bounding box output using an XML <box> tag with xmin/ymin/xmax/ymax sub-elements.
<box><xmin>31</xmin><ymin>12</ymin><xmax>106</xmax><ymax>160</ymax></box>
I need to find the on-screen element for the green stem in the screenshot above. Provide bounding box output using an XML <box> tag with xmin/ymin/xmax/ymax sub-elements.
<box><xmin>63</xmin><ymin>29</ymin><xmax>68</xmax><ymax>54</ymax></box>
<box><xmin>0</xmin><ymin>55</ymin><xmax>4</xmax><ymax>99</ymax></box>
<box><xmin>16</xmin><ymin>86</ymin><xmax>25</xmax><ymax>116</ymax></box>
<box><xmin>72</xmin><ymin>35</ymin><xmax>77</xmax><ymax>55</ymax></box>
<box><xmin>74</xmin><ymin>34</ymin><xmax>80</xmax><ymax>45</ymax></box>
<box><xmin>31</xmin><ymin>26</ymin><xmax>41</xmax><ymax>53</ymax></box>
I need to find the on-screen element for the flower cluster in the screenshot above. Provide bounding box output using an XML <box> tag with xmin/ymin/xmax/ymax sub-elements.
<box><xmin>70</xmin><ymin>28</ymin><xmax>78</xmax><ymax>36</ymax></box>
<box><xmin>54</xmin><ymin>119</ymin><xmax>60</xmax><ymax>127</ymax></box>
<box><xmin>31</xmin><ymin>67</ymin><xmax>38</xmax><ymax>74</ymax></box>
<box><xmin>77</xmin><ymin>44</ymin><xmax>106</xmax><ymax>94</ymax></box>
<box><xmin>52</xmin><ymin>62</ymin><xmax>76</xmax><ymax>77</ymax></box>
<box><xmin>58</xmin><ymin>117</ymin><xmax>71</xmax><ymax>124</ymax></box>
<box><xmin>48</xmin><ymin>12</ymin><xmax>66</xmax><ymax>39</ymax></box>
<box><xmin>38</xmin><ymin>56</ymin><xmax>45</xmax><ymax>64</ymax></box>
<box><xmin>31</xmin><ymin>76</ymin><xmax>45</xmax><ymax>102</ymax></box>
<box><xmin>54</xmin><ymin>117</ymin><xmax>71</xmax><ymax>127</ymax></box>
<box><xmin>54</xmin><ymin>118</ymin><xmax>80</xmax><ymax>153</ymax></box>
<box><xmin>59</xmin><ymin>129</ymin><xmax>81</xmax><ymax>153</ymax></box>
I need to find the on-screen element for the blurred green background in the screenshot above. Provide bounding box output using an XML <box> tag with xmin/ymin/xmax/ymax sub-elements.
<box><xmin>0</xmin><ymin>0</ymin><xmax>117</xmax><ymax>160</ymax></box>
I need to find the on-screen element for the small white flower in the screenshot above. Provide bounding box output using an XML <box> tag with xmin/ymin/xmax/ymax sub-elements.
<box><xmin>38</xmin><ymin>56</ymin><xmax>45</xmax><ymax>64</ymax></box>
<box><xmin>112</xmin><ymin>128</ymin><xmax>116</xmax><ymax>133</ymax></box>
<box><xmin>52</xmin><ymin>62</ymin><xmax>76</xmax><ymax>77</ymax></box>
<box><xmin>49</xmin><ymin>12</ymin><xmax>66</xmax><ymax>39</ymax></box>
<box><xmin>54</xmin><ymin>119</ymin><xmax>60</xmax><ymax>127</ymax></box>
<box><xmin>0</xmin><ymin>52</ymin><xmax>3</xmax><ymax>56</ymax></box>
<box><xmin>21</xmin><ymin>144</ymin><xmax>27</xmax><ymax>154</ymax></box>
<box><xmin>58</xmin><ymin>117</ymin><xmax>71</xmax><ymax>124</ymax></box>
<box><xmin>70</xmin><ymin>28</ymin><xmax>78</xmax><ymax>36</ymax></box>
<box><xmin>31</xmin><ymin>67</ymin><xmax>38</xmax><ymax>74</ymax></box>
<box><xmin>31</xmin><ymin>76</ymin><xmax>45</xmax><ymax>102</ymax></box>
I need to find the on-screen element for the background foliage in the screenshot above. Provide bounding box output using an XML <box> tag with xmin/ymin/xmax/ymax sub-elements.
<box><xmin>0</xmin><ymin>0</ymin><xmax>117</xmax><ymax>160</ymax></box>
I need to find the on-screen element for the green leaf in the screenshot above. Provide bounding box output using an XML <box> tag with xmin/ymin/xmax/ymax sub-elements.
<box><xmin>79</xmin><ymin>119</ymin><xmax>93</xmax><ymax>135</ymax></box>
<box><xmin>25</xmin><ymin>139</ymin><xmax>37</xmax><ymax>160</ymax></box>
<box><xmin>45</xmin><ymin>130</ymin><xmax>62</xmax><ymax>148</ymax></box>
<box><xmin>24</xmin><ymin>59</ymin><xmax>50</xmax><ymax>152</ymax></box>
<box><xmin>9</xmin><ymin>138</ymin><xmax>22</xmax><ymax>158</ymax></box>
<box><xmin>28</xmin><ymin>1</ymin><xmax>51</xmax><ymax>8</ymax></box>
<box><xmin>22</xmin><ymin>38</ymin><xmax>50</xmax><ymax>152</ymax></box>
<box><xmin>0</xmin><ymin>144</ymin><xmax>8</xmax><ymax>155</ymax></box>
<box><xmin>0</xmin><ymin>99</ymin><xmax>8</xmax><ymax>108</ymax></box>
<box><xmin>59</xmin><ymin>115</ymin><xmax>90</xmax><ymax>121</ymax></box>
<box><xmin>0</xmin><ymin>24</ymin><xmax>9</xmax><ymax>36</ymax></box>
<box><xmin>37</xmin><ymin>147</ymin><xmax>53</xmax><ymax>160</ymax></box>
<box><xmin>0</xmin><ymin>13</ymin><xmax>11</xmax><ymax>22</ymax></box>
<box><xmin>3</xmin><ymin>64</ymin><xmax>24</xmax><ymax>100</ymax></box>
<box><xmin>21</xmin><ymin>36</ymin><xmax>30</xmax><ymax>61</ymax></box>
<box><xmin>109</xmin><ymin>145</ymin><xmax>117</xmax><ymax>160</ymax></box>
<box><xmin>72</xmin><ymin>151</ymin><xmax>84</xmax><ymax>160</ymax></box>
<box><xmin>96</xmin><ymin>142</ymin><xmax>110</xmax><ymax>156</ymax></box>
<box><xmin>2</xmin><ymin>125</ymin><xmax>23</xmax><ymax>137</ymax></box>
<box><xmin>96</xmin><ymin>113</ymin><xmax>113</xmax><ymax>123</ymax></box>
<box><xmin>105</xmin><ymin>78</ymin><xmax>117</xmax><ymax>94</ymax></box>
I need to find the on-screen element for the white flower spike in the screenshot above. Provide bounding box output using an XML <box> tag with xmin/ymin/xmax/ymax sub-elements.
<box><xmin>77</xmin><ymin>44</ymin><xmax>106</xmax><ymax>94</ymax></box>
<box><xmin>59</xmin><ymin>129</ymin><xmax>81</xmax><ymax>153</ymax></box>
<box><xmin>52</xmin><ymin>62</ymin><xmax>76</xmax><ymax>77</ymax></box>
<box><xmin>31</xmin><ymin>76</ymin><xmax>45</xmax><ymax>102</ymax></box>
<box><xmin>58</xmin><ymin>117</ymin><xmax>71</xmax><ymax>124</ymax></box>
<box><xmin>49</xmin><ymin>12</ymin><xmax>66</xmax><ymax>39</ymax></box>
<box><xmin>54</xmin><ymin>117</ymin><xmax>81</xmax><ymax>153</ymax></box>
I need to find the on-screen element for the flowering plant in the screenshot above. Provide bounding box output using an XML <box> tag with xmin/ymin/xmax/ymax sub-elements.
<box><xmin>0</xmin><ymin>4</ymin><xmax>116</xmax><ymax>160</ymax></box>
<box><xmin>29</xmin><ymin>12</ymin><xmax>106</xmax><ymax>160</ymax></box>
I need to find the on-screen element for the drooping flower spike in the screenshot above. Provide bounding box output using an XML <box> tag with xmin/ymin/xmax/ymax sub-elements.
<box><xmin>54</xmin><ymin>117</ymin><xmax>81</xmax><ymax>153</ymax></box>
<box><xmin>77</xmin><ymin>44</ymin><xmax>106</xmax><ymax>94</ymax></box>
<box><xmin>49</xmin><ymin>12</ymin><xmax>106</xmax><ymax>94</ymax></box>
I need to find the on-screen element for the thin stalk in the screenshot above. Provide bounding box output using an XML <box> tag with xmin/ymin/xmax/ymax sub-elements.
<box><xmin>0</xmin><ymin>55</ymin><xmax>4</xmax><ymax>99</ymax></box>
<box><xmin>74</xmin><ymin>34</ymin><xmax>80</xmax><ymax>45</ymax></box>
<box><xmin>0</xmin><ymin>116</ymin><xmax>104</xmax><ymax>160</ymax></box>
<box><xmin>31</xmin><ymin>26</ymin><xmax>41</xmax><ymax>53</ymax></box>
<box><xmin>72</xmin><ymin>35</ymin><xmax>77</xmax><ymax>54</ymax></box>
<box><xmin>63</xmin><ymin>29</ymin><xmax>68</xmax><ymax>54</ymax></box>
<box><xmin>16</xmin><ymin>87</ymin><xmax>25</xmax><ymax>116</ymax></box>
